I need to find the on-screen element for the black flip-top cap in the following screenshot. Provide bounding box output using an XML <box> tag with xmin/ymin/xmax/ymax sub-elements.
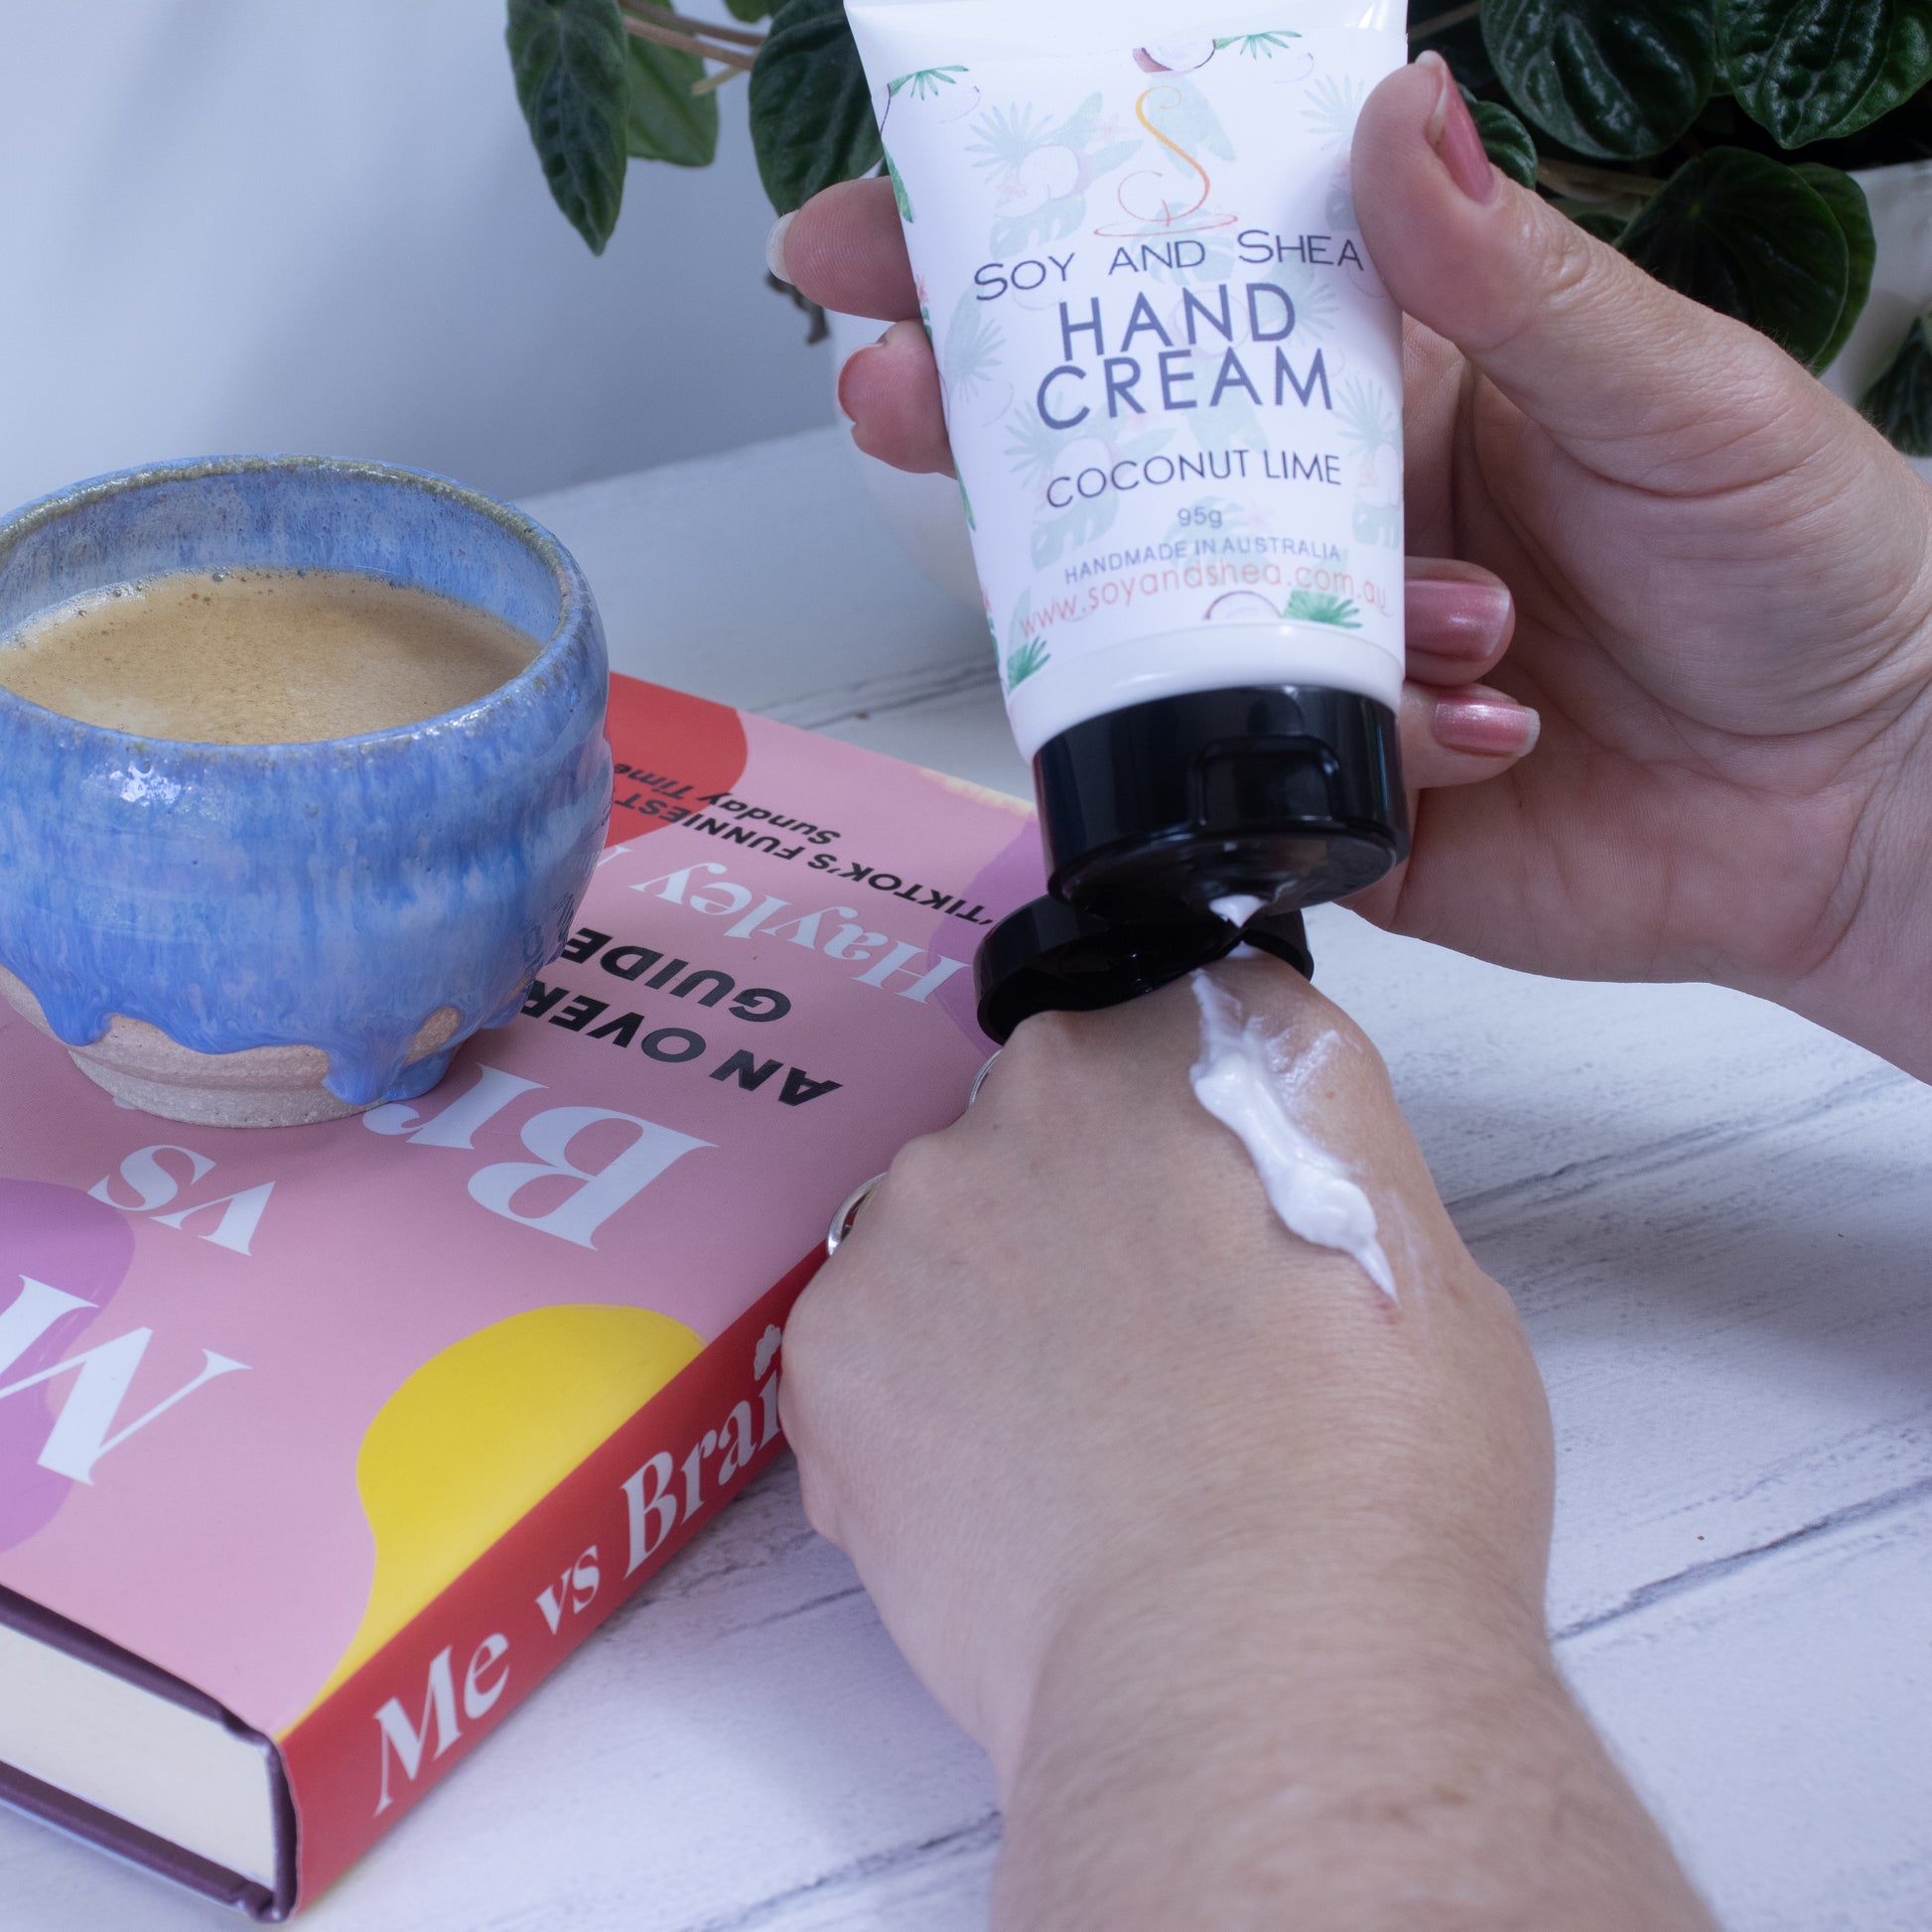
<box><xmin>975</xmin><ymin>894</ymin><xmax>1313</xmax><ymax>1045</ymax></box>
<box><xmin>1034</xmin><ymin>685</ymin><xmax>1407</xmax><ymax>923</ymax></box>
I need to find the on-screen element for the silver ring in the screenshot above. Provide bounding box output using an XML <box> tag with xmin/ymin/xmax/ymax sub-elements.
<box><xmin>826</xmin><ymin>1173</ymin><xmax>887</xmax><ymax>1257</ymax></box>
<box><xmin>968</xmin><ymin>1050</ymin><xmax>1001</xmax><ymax>1109</ymax></box>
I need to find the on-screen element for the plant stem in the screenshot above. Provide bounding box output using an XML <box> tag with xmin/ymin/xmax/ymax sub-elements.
<box><xmin>624</xmin><ymin>4</ymin><xmax>765</xmax><ymax>49</ymax></box>
<box><xmin>1537</xmin><ymin>157</ymin><xmax>1667</xmax><ymax>203</ymax></box>
<box><xmin>621</xmin><ymin>13</ymin><xmax>757</xmax><ymax>72</ymax></box>
<box><xmin>689</xmin><ymin>65</ymin><xmax>745</xmax><ymax>95</ymax></box>
<box><xmin>1409</xmin><ymin>2</ymin><xmax>1480</xmax><ymax>38</ymax></box>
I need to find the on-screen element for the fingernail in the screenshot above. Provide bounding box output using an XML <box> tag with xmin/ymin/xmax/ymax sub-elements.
<box><xmin>1432</xmin><ymin>690</ymin><xmax>1540</xmax><ymax>759</ymax></box>
<box><xmin>1407</xmin><ymin>577</ymin><xmax>1513</xmax><ymax>659</ymax></box>
<box><xmin>835</xmin><ymin>345</ymin><xmax>870</xmax><ymax>423</ymax></box>
<box><xmin>764</xmin><ymin>211</ymin><xmax>796</xmax><ymax>285</ymax></box>
<box><xmin>1418</xmin><ymin>51</ymin><xmax>1453</xmax><ymax>144</ymax></box>
<box><xmin>1418</xmin><ymin>51</ymin><xmax>1499</xmax><ymax>207</ymax></box>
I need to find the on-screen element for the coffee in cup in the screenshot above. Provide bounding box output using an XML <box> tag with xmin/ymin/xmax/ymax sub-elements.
<box><xmin>0</xmin><ymin>568</ymin><xmax>538</xmax><ymax>746</ymax></box>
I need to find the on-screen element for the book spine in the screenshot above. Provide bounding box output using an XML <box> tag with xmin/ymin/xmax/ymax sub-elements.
<box><xmin>277</xmin><ymin>1252</ymin><xmax>820</xmax><ymax>1908</ymax></box>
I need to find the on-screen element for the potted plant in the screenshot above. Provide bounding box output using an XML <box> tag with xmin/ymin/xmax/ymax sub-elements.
<box><xmin>504</xmin><ymin>0</ymin><xmax>1932</xmax><ymax>457</ymax></box>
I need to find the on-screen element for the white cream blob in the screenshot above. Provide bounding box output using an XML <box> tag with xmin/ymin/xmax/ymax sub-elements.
<box><xmin>1188</xmin><ymin>972</ymin><xmax>1398</xmax><ymax>1302</ymax></box>
<box><xmin>1210</xmin><ymin>894</ymin><xmax>1267</xmax><ymax>928</ymax></box>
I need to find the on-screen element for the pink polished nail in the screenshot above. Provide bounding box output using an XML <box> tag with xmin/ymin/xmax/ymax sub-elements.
<box><xmin>1432</xmin><ymin>690</ymin><xmax>1540</xmax><ymax>759</ymax></box>
<box><xmin>835</xmin><ymin>332</ymin><xmax>896</xmax><ymax>424</ymax></box>
<box><xmin>1419</xmin><ymin>52</ymin><xmax>1500</xmax><ymax>207</ymax></box>
<box><xmin>835</xmin><ymin>346</ymin><xmax>876</xmax><ymax>424</ymax></box>
<box><xmin>1407</xmin><ymin>577</ymin><xmax>1513</xmax><ymax>660</ymax></box>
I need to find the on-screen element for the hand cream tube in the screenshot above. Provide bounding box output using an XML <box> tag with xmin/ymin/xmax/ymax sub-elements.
<box><xmin>847</xmin><ymin>0</ymin><xmax>1409</xmax><ymax>921</ymax></box>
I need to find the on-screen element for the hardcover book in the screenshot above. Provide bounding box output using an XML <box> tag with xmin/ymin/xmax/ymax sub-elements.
<box><xmin>0</xmin><ymin>674</ymin><xmax>1042</xmax><ymax>1917</ymax></box>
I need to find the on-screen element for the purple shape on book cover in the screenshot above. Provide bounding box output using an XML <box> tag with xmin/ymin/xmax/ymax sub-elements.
<box><xmin>0</xmin><ymin>1180</ymin><xmax>135</xmax><ymax>1552</ymax></box>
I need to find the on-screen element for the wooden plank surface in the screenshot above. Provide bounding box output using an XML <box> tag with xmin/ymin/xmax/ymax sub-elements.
<box><xmin>6</xmin><ymin>429</ymin><xmax>1927</xmax><ymax>1929</ymax></box>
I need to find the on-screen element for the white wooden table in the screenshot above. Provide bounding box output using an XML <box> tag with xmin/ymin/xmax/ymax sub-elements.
<box><xmin>8</xmin><ymin>427</ymin><xmax>1930</xmax><ymax>1931</ymax></box>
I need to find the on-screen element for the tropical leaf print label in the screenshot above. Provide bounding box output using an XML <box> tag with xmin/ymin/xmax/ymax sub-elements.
<box><xmin>879</xmin><ymin>20</ymin><xmax>1407</xmax><ymax>713</ymax></box>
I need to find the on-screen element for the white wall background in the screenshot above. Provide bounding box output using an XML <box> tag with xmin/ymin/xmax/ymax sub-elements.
<box><xmin>0</xmin><ymin>0</ymin><xmax>831</xmax><ymax>515</ymax></box>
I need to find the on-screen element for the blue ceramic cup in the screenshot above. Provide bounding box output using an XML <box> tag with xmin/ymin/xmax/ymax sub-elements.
<box><xmin>0</xmin><ymin>457</ymin><xmax>612</xmax><ymax>1127</ymax></box>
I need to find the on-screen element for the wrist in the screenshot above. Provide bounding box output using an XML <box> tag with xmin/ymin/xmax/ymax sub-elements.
<box><xmin>995</xmin><ymin>1555</ymin><xmax>1578</xmax><ymax>1931</ymax></box>
<box><xmin>1011</xmin><ymin>1508</ymin><xmax>1554</xmax><ymax>1781</ymax></box>
<box><xmin>994</xmin><ymin>1509</ymin><xmax>1716</xmax><ymax>1932</ymax></box>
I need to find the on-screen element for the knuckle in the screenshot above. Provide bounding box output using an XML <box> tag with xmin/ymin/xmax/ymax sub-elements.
<box><xmin>1334</xmin><ymin>1012</ymin><xmax>1394</xmax><ymax>1091</ymax></box>
<box><xmin>1540</xmin><ymin>209</ymin><xmax>1602</xmax><ymax>314</ymax></box>
<box><xmin>881</xmin><ymin>1125</ymin><xmax>956</xmax><ymax>1203</ymax></box>
<box><xmin>1326</xmin><ymin>1021</ymin><xmax>1402</xmax><ymax>1123</ymax></box>
<box><xmin>776</xmin><ymin>1279</ymin><xmax>863</xmax><ymax>1528</ymax></box>
<box><xmin>774</xmin><ymin>1344</ymin><xmax>813</xmax><ymax>1445</ymax></box>
<box><xmin>787</xmin><ymin>1425</ymin><xmax>846</xmax><ymax>1548</ymax></box>
<box><xmin>1503</xmin><ymin>203</ymin><xmax>1603</xmax><ymax>351</ymax></box>
<box><xmin>992</xmin><ymin>1007</ymin><xmax>1091</xmax><ymax>1105</ymax></box>
<box><xmin>775</xmin><ymin>1272</ymin><xmax>846</xmax><ymax>1397</ymax></box>
<box><xmin>1301</xmin><ymin>985</ymin><xmax>1388</xmax><ymax>1080</ymax></box>
<box><xmin>1483</xmin><ymin>198</ymin><xmax>1618</xmax><ymax>366</ymax></box>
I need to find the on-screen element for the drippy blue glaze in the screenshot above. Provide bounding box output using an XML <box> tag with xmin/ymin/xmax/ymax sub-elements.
<box><xmin>0</xmin><ymin>457</ymin><xmax>613</xmax><ymax>1107</ymax></box>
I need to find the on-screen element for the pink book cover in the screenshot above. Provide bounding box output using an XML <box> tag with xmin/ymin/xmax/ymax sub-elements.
<box><xmin>0</xmin><ymin>676</ymin><xmax>1044</xmax><ymax>1914</ymax></box>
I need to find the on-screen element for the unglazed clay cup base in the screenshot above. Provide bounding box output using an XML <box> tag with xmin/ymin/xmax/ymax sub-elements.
<box><xmin>0</xmin><ymin>965</ymin><xmax>459</xmax><ymax>1129</ymax></box>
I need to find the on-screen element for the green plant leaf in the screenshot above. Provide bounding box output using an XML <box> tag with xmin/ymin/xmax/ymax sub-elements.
<box><xmin>623</xmin><ymin>33</ymin><xmax>718</xmax><ymax>166</ymax></box>
<box><xmin>1461</xmin><ymin>86</ymin><xmax>1540</xmax><ymax>187</ymax></box>
<box><xmin>1414</xmin><ymin>6</ymin><xmax>1498</xmax><ymax>91</ymax></box>
<box><xmin>1480</xmin><ymin>0</ymin><xmax>1718</xmax><ymax>158</ymax></box>
<box><xmin>1861</xmin><ymin>316</ymin><xmax>1932</xmax><ymax>457</ymax></box>
<box><xmin>749</xmin><ymin>0</ymin><xmax>883</xmax><ymax>214</ymax></box>
<box><xmin>507</xmin><ymin>0</ymin><xmax>630</xmax><ymax>254</ymax></box>
<box><xmin>1789</xmin><ymin>164</ymin><xmax>1875</xmax><ymax>368</ymax></box>
<box><xmin>724</xmin><ymin>0</ymin><xmax>771</xmax><ymax>18</ymax></box>
<box><xmin>1617</xmin><ymin>147</ymin><xmax>1852</xmax><ymax>371</ymax></box>
<box><xmin>1718</xmin><ymin>0</ymin><xmax>1932</xmax><ymax>147</ymax></box>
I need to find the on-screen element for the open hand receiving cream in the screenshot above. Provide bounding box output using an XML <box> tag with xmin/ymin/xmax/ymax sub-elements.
<box><xmin>782</xmin><ymin>954</ymin><xmax>1717</xmax><ymax>1931</ymax></box>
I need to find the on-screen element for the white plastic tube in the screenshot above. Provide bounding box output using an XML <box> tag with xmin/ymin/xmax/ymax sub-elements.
<box><xmin>847</xmin><ymin>0</ymin><xmax>1408</xmax><ymax>763</ymax></box>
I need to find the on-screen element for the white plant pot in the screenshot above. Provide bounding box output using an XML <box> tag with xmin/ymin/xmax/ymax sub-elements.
<box><xmin>1823</xmin><ymin>162</ymin><xmax>1932</xmax><ymax>483</ymax></box>
<box><xmin>829</xmin><ymin>166</ymin><xmax>1932</xmax><ymax>602</ymax></box>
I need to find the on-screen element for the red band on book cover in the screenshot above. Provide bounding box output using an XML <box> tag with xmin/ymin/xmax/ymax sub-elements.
<box><xmin>279</xmin><ymin>1251</ymin><xmax>819</xmax><ymax>1908</ymax></box>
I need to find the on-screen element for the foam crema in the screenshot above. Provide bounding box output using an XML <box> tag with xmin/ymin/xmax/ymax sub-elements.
<box><xmin>0</xmin><ymin>569</ymin><xmax>537</xmax><ymax>745</ymax></box>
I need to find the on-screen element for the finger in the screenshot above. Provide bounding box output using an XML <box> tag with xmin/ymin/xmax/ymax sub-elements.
<box><xmin>1346</xmin><ymin>682</ymin><xmax>1541</xmax><ymax>935</ymax></box>
<box><xmin>838</xmin><ymin>320</ymin><xmax>956</xmax><ymax>476</ymax></box>
<box><xmin>1354</xmin><ymin>55</ymin><xmax>1828</xmax><ymax>492</ymax></box>
<box><xmin>769</xmin><ymin>178</ymin><xmax>919</xmax><ymax>323</ymax></box>
<box><xmin>1399</xmin><ymin>678</ymin><xmax>1541</xmax><ymax>793</ymax></box>
<box><xmin>1406</xmin><ymin>557</ymin><xmax>1514</xmax><ymax>685</ymax></box>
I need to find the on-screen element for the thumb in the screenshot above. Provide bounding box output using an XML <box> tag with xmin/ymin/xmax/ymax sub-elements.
<box><xmin>1353</xmin><ymin>55</ymin><xmax>1819</xmax><ymax>489</ymax></box>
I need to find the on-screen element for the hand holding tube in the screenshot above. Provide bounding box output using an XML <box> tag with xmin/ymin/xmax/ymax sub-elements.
<box><xmin>774</xmin><ymin>58</ymin><xmax>1932</xmax><ymax>1077</ymax></box>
